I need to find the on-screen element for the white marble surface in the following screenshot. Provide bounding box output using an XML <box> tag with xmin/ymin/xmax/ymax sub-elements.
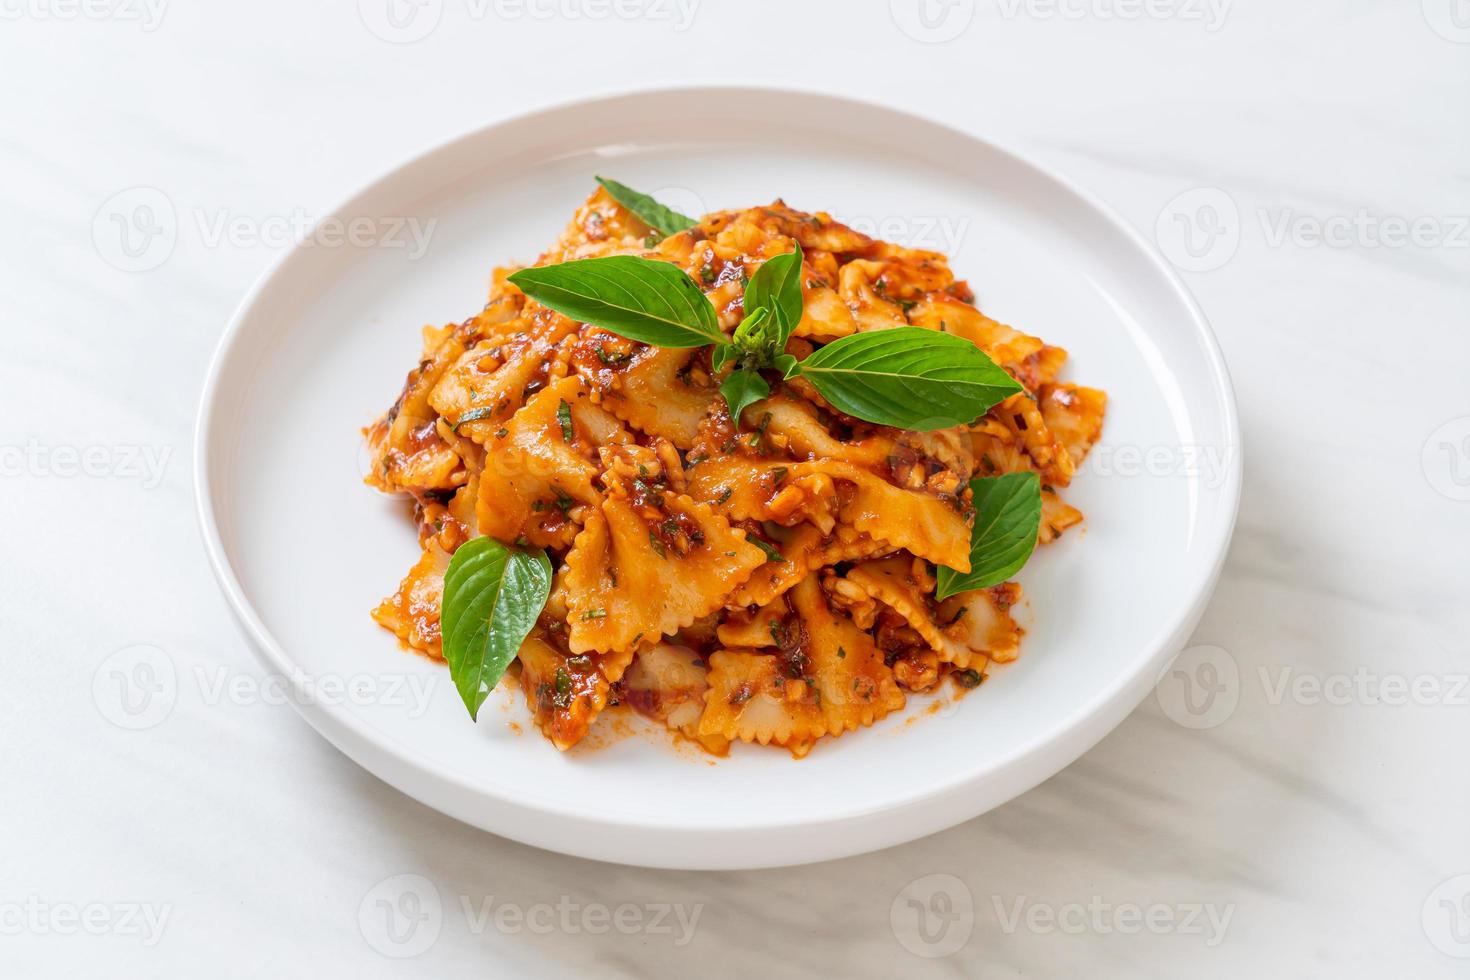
<box><xmin>3</xmin><ymin>1</ymin><xmax>1468</xmax><ymax>976</ymax></box>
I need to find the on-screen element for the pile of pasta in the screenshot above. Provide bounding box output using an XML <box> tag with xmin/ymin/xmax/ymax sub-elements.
<box><xmin>366</xmin><ymin>187</ymin><xmax>1106</xmax><ymax>756</ymax></box>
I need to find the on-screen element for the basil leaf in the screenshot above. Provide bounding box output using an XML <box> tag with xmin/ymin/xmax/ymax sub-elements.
<box><xmin>731</xmin><ymin>306</ymin><xmax>771</xmax><ymax>351</ymax></box>
<box><xmin>594</xmin><ymin>176</ymin><xmax>699</xmax><ymax>238</ymax></box>
<box><xmin>440</xmin><ymin>537</ymin><xmax>552</xmax><ymax>720</ymax></box>
<box><xmin>795</xmin><ymin>327</ymin><xmax>1023</xmax><ymax>430</ymax></box>
<box><xmin>508</xmin><ymin>256</ymin><xmax>726</xmax><ymax>349</ymax></box>
<box><xmin>935</xmin><ymin>472</ymin><xmax>1042</xmax><ymax>600</ymax></box>
<box><xmin>744</xmin><ymin>244</ymin><xmax>804</xmax><ymax>349</ymax></box>
<box><xmin>720</xmin><ymin>368</ymin><xmax>769</xmax><ymax>426</ymax></box>
<box><xmin>710</xmin><ymin>343</ymin><xmax>738</xmax><ymax>374</ymax></box>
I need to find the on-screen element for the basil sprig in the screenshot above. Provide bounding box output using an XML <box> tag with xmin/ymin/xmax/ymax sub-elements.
<box><xmin>935</xmin><ymin>472</ymin><xmax>1043</xmax><ymax>599</ymax></box>
<box><xmin>595</xmin><ymin>176</ymin><xmax>698</xmax><ymax>238</ymax></box>
<box><xmin>510</xmin><ymin>180</ymin><xmax>1026</xmax><ymax>435</ymax></box>
<box><xmin>441</xmin><ymin>537</ymin><xmax>552</xmax><ymax>719</ymax></box>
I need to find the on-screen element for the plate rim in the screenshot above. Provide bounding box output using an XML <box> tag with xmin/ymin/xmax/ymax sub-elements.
<box><xmin>193</xmin><ymin>82</ymin><xmax>1242</xmax><ymax>867</ymax></box>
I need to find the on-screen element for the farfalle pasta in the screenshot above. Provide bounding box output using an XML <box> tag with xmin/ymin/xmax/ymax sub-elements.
<box><xmin>365</xmin><ymin>183</ymin><xmax>1106</xmax><ymax>756</ymax></box>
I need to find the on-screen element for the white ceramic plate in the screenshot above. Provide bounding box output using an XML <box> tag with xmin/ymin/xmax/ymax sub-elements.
<box><xmin>196</xmin><ymin>87</ymin><xmax>1240</xmax><ymax>870</ymax></box>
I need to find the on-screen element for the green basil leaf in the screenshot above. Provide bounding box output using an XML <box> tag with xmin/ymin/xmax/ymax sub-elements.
<box><xmin>594</xmin><ymin>176</ymin><xmax>699</xmax><ymax>237</ymax></box>
<box><xmin>744</xmin><ymin>244</ymin><xmax>804</xmax><ymax>349</ymax></box>
<box><xmin>710</xmin><ymin>343</ymin><xmax>738</xmax><ymax>374</ymax></box>
<box><xmin>935</xmin><ymin>472</ymin><xmax>1042</xmax><ymax>600</ymax></box>
<box><xmin>795</xmin><ymin>327</ymin><xmax>1023</xmax><ymax>430</ymax></box>
<box><xmin>720</xmin><ymin>368</ymin><xmax>769</xmax><ymax>426</ymax></box>
<box><xmin>773</xmin><ymin>353</ymin><xmax>800</xmax><ymax>378</ymax></box>
<box><xmin>508</xmin><ymin>256</ymin><xmax>726</xmax><ymax>349</ymax></box>
<box><xmin>440</xmin><ymin>537</ymin><xmax>552</xmax><ymax>720</ymax></box>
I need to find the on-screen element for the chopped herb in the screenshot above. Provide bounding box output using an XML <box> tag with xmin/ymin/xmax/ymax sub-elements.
<box><xmin>769</xmin><ymin>619</ymin><xmax>789</xmax><ymax>647</ymax></box>
<box><xmin>716</xmin><ymin>487</ymin><xmax>733</xmax><ymax>505</ymax></box>
<box><xmin>945</xmin><ymin>606</ymin><xmax>969</xmax><ymax>626</ymax></box>
<box><xmin>649</xmin><ymin>532</ymin><xmax>667</xmax><ymax>559</ymax></box>
<box><xmin>749</xmin><ymin>537</ymin><xmax>786</xmax><ymax>563</ymax></box>
<box><xmin>747</xmin><ymin>411</ymin><xmax>773</xmax><ymax>448</ymax></box>
<box><xmin>452</xmin><ymin>406</ymin><xmax>496</xmax><ymax>431</ymax></box>
<box><xmin>496</xmin><ymin>427</ymin><xmax>509</xmax><ymax>439</ymax></box>
<box><xmin>567</xmin><ymin>654</ymin><xmax>592</xmax><ymax>670</ymax></box>
<box><xmin>553</xmin><ymin>668</ymin><xmax>573</xmax><ymax>707</ymax></box>
<box><xmin>553</xmin><ymin>487</ymin><xmax>575</xmax><ymax>516</ymax></box>
<box><xmin>771</xmin><ymin>466</ymin><xmax>788</xmax><ymax>485</ymax></box>
<box><xmin>700</xmin><ymin>263</ymin><xmax>716</xmax><ymax>285</ymax></box>
<box><xmin>557</xmin><ymin>399</ymin><xmax>574</xmax><ymax>442</ymax></box>
<box><xmin>580</xmin><ymin>608</ymin><xmax>607</xmax><ymax>621</ymax></box>
<box><xmin>728</xmin><ymin>686</ymin><xmax>753</xmax><ymax>706</ymax></box>
<box><xmin>532</xmin><ymin>500</ymin><xmax>545</xmax><ymax>512</ymax></box>
<box><xmin>724</xmin><ymin>550</ymin><xmax>737</xmax><ymax>557</ymax></box>
<box><xmin>595</xmin><ymin>345</ymin><xmax>631</xmax><ymax>366</ymax></box>
<box><xmin>837</xmin><ymin>646</ymin><xmax>847</xmax><ymax>659</ymax></box>
<box><xmin>633</xmin><ymin>478</ymin><xmax>665</xmax><ymax>507</ymax></box>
